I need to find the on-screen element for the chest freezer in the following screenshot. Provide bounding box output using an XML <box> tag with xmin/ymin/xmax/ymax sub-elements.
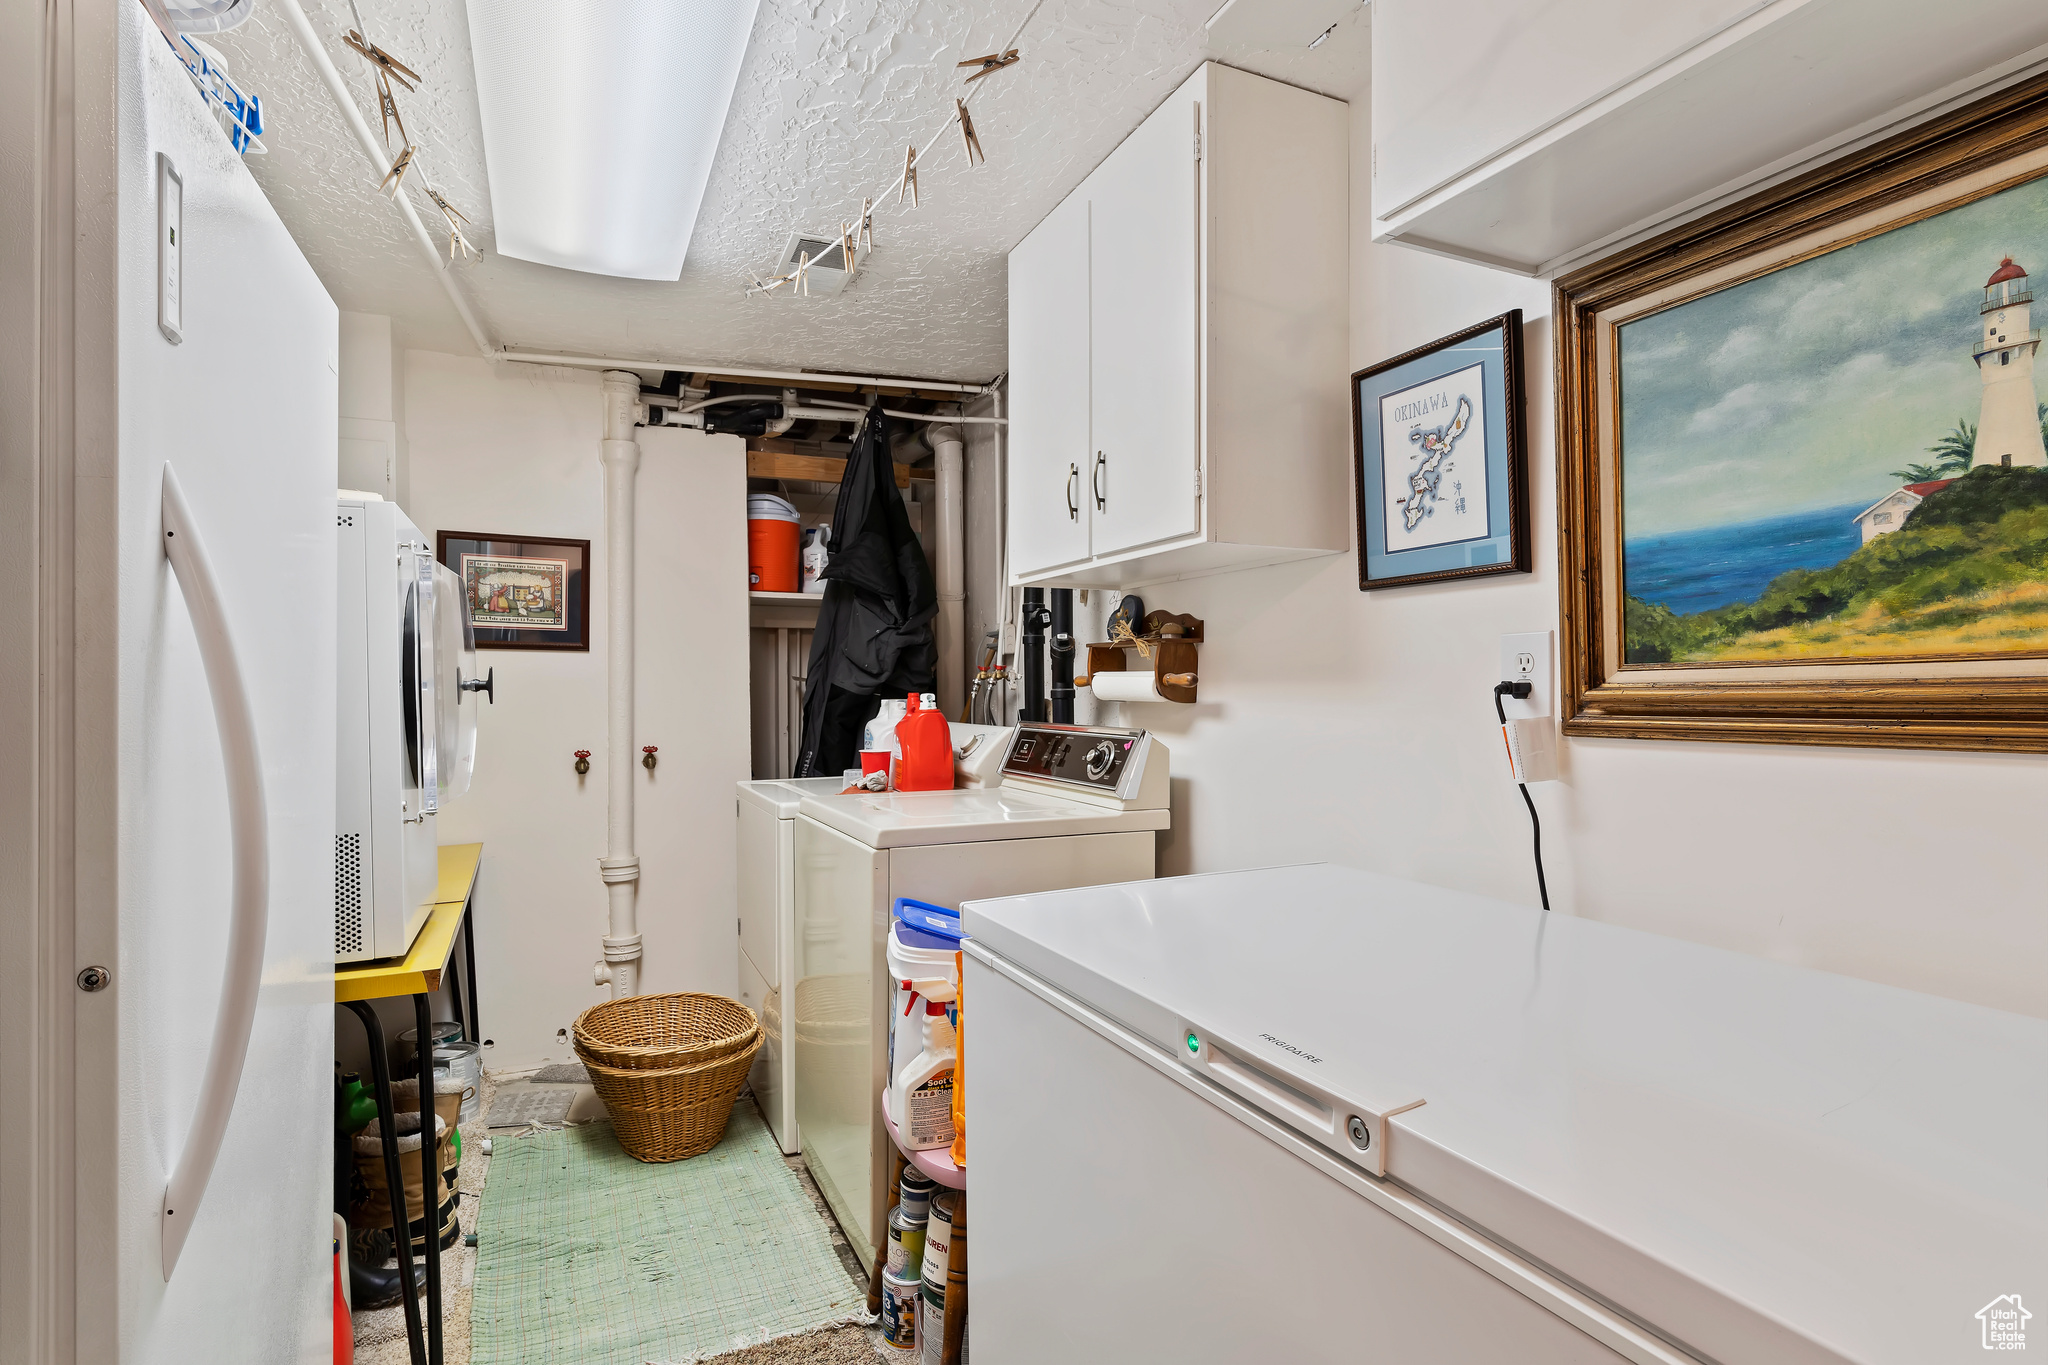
<box><xmin>960</xmin><ymin>864</ymin><xmax>2047</xmax><ymax>1365</ymax></box>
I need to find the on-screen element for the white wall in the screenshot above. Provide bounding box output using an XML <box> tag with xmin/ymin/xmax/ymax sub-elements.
<box><xmin>401</xmin><ymin>353</ymin><xmax>750</xmax><ymax>1071</ymax></box>
<box><xmin>1138</xmin><ymin>92</ymin><xmax>2047</xmax><ymax>1019</ymax></box>
<box><xmin>337</xmin><ymin>311</ymin><xmax>404</xmax><ymax>503</ymax></box>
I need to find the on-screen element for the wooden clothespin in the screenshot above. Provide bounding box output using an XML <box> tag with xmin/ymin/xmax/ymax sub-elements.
<box><xmin>857</xmin><ymin>197</ymin><xmax>874</xmax><ymax>255</ymax></box>
<box><xmin>375</xmin><ymin>73</ymin><xmax>408</xmax><ymax>147</ymax></box>
<box><xmin>426</xmin><ymin>186</ymin><xmax>475</xmax><ymax>260</ymax></box>
<box><xmin>379</xmin><ymin>144</ymin><xmax>417</xmax><ymax>197</ymax></box>
<box><xmin>838</xmin><ymin>221</ymin><xmax>857</xmax><ymax>278</ymax></box>
<box><xmin>896</xmin><ymin>145</ymin><xmax>919</xmax><ymax>207</ymax></box>
<box><xmin>958</xmin><ymin>49</ymin><xmax>1019</xmax><ymax>84</ymax></box>
<box><xmin>956</xmin><ymin>99</ymin><xmax>984</xmax><ymax>167</ymax></box>
<box><xmin>794</xmin><ymin>249</ymin><xmax>812</xmax><ymax>298</ymax></box>
<box><xmin>342</xmin><ymin>30</ymin><xmax>420</xmax><ymax>92</ymax></box>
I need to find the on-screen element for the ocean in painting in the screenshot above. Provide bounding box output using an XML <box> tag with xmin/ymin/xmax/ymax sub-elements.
<box><xmin>1624</xmin><ymin>504</ymin><xmax>1864</xmax><ymax>616</ymax></box>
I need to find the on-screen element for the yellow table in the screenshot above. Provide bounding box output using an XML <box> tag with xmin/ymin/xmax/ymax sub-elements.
<box><xmin>336</xmin><ymin>843</ymin><xmax>484</xmax><ymax>1004</ymax></box>
<box><xmin>335</xmin><ymin>843</ymin><xmax>481</xmax><ymax>1365</ymax></box>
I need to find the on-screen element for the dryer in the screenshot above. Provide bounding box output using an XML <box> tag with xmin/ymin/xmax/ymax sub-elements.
<box><xmin>335</xmin><ymin>495</ymin><xmax>486</xmax><ymax>962</ymax></box>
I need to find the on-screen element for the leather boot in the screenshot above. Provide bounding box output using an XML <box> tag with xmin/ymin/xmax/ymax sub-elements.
<box><xmin>348</xmin><ymin>1251</ymin><xmax>405</xmax><ymax>1312</ymax></box>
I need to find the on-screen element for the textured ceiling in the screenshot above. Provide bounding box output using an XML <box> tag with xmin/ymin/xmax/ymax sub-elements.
<box><xmin>212</xmin><ymin>0</ymin><xmax>1368</xmax><ymax>381</ymax></box>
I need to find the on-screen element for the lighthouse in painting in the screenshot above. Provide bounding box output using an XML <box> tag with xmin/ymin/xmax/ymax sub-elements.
<box><xmin>1973</xmin><ymin>256</ymin><xmax>2047</xmax><ymax>468</ymax></box>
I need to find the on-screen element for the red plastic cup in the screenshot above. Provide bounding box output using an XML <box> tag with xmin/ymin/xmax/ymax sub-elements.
<box><xmin>860</xmin><ymin>749</ymin><xmax>892</xmax><ymax>779</ymax></box>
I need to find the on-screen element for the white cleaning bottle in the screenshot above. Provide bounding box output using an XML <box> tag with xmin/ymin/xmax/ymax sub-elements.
<box><xmin>895</xmin><ymin>1001</ymin><xmax>957</xmax><ymax>1151</ymax></box>
<box><xmin>800</xmin><ymin>524</ymin><xmax>830</xmax><ymax>594</ymax></box>
<box><xmin>862</xmin><ymin>697</ymin><xmax>909</xmax><ymax>765</ymax></box>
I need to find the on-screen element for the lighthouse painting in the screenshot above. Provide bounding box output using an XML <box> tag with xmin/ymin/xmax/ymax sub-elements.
<box><xmin>1616</xmin><ymin>170</ymin><xmax>2048</xmax><ymax>665</ymax></box>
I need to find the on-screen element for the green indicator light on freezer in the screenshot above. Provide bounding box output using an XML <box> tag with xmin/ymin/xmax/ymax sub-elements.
<box><xmin>1185</xmin><ymin>1032</ymin><xmax>1200</xmax><ymax>1056</ymax></box>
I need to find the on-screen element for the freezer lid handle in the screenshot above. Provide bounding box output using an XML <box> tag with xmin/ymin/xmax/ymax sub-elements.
<box><xmin>1177</xmin><ymin>1017</ymin><xmax>1424</xmax><ymax>1179</ymax></box>
<box><xmin>158</xmin><ymin>465</ymin><xmax>272</xmax><ymax>1279</ymax></box>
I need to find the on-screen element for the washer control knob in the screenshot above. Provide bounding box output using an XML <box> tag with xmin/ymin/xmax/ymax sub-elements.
<box><xmin>1085</xmin><ymin>740</ymin><xmax>1115</xmax><ymax>780</ymax></box>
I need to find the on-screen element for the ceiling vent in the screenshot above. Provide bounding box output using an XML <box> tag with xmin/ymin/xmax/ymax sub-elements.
<box><xmin>775</xmin><ymin>231</ymin><xmax>852</xmax><ymax>296</ymax></box>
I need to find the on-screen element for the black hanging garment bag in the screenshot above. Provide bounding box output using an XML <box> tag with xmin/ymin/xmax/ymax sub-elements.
<box><xmin>794</xmin><ymin>400</ymin><xmax>936</xmax><ymax>777</ymax></box>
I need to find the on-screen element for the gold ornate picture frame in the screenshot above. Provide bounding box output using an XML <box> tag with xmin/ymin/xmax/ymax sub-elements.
<box><xmin>1556</xmin><ymin>73</ymin><xmax>2048</xmax><ymax>753</ymax></box>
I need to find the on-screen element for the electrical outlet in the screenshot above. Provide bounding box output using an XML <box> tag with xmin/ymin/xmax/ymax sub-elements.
<box><xmin>1499</xmin><ymin>632</ymin><xmax>1551</xmax><ymax>720</ymax></box>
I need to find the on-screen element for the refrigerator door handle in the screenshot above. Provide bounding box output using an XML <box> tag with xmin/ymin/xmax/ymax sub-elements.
<box><xmin>158</xmin><ymin>465</ymin><xmax>271</xmax><ymax>1279</ymax></box>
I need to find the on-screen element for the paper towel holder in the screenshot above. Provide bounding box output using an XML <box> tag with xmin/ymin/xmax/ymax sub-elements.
<box><xmin>1077</xmin><ymin>611</ymin><xmax>1203</xmax><ymax>703</ymax></box>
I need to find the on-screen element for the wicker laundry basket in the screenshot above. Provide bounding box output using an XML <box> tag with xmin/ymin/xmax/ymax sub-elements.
<box><xmin>574</xmin><ymin>992</ymin><xmax>759</xmax><ymax>1071</ymax></box>
<box><xmin>572</xmin><ymin>993</ymin><xmax>762</xmax><ymax>1162</ymax></box>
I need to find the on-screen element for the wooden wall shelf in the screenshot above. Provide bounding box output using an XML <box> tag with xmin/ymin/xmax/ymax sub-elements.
<box><xmin>746</xmin><ymin>447</ymin><xmax>930</xmax><ymax>489</ymax></box>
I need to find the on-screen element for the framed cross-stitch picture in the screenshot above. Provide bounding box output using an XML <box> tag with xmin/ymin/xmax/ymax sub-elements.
<box><xmin>1351</xmin><ymin>310</ymin><xmax>1531</xmax><ymax>590</ymax></box>
<box><xmin>436</xmin><ymin>530</ymin><xmax>590</xmax><ymax>651</ymax></box>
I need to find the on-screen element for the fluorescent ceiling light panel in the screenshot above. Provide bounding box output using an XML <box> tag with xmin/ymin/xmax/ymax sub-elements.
<box><xmin>466</xmin><ymin>0</ymin><xmax>762</xmax><ymax>281</ymax></box>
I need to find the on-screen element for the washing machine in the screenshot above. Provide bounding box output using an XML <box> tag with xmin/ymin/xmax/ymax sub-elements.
<box><xmin>789</xmin><ymin>722</ymin><xmax>1170</xmax><ymax>1266</ymax></box>
<box><xmin>733</xmin><ymin>722</ymin><xmax>1028</xmax><ymax>1156</ymax></box>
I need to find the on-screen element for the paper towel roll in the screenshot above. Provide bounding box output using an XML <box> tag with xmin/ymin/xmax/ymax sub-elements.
<box><xmin>1088</xmin><ymin>670</ymin><xmax>1165</xmax><ymax>703</ymax></box>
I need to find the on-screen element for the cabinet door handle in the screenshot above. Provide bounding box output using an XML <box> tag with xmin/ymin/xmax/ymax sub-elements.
<box><xmin>1066</xmin><ymin>463</ymin><xmax>1080</xmax><ymax>521</ymax></box>
<box><xmin>1094</xmin><ymin>452</ymin><xmax>1107</xmax><ymax>512</ymax></box>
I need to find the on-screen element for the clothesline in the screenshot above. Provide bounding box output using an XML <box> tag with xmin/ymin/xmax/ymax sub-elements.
<box><xmin>749</xmin><ymin>0</ymin><xmax>1048</xmax><ymax>294</ymax></box>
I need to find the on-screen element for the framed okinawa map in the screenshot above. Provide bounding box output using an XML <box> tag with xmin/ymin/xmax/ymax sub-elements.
<box><xmin>436</xmin><ymin>531</ymin><xmax>590</xmax><ymax>651</ymax></box>
<box><xmin>1352</xmin><ymin>311</ymin><xmax>1530</xmax><ymax>590</ymax></box>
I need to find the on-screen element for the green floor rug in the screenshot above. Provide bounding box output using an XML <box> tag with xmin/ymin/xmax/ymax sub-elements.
<box><xmin>470</xmin><ymin>1104</ymin><xmax>866</xmax><ymax>1365</ymax></box>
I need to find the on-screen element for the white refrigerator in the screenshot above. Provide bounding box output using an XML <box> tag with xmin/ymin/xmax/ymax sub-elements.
<box><xmin>4</xmin><ymin>5</ymin><xmax>339</xmax><ymax>1362</ymax></box>
<box><xmin>961</xmin><ymin>864</ymin><xmax>2047</xmax><ymax>1365</ymax></box>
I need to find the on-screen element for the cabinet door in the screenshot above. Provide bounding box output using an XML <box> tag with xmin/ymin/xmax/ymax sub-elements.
<box><xmin>1089</xmin><ymin>78</ymin><xmax>1202</xmax><ymax>558</ymax></box>
<box><xmin>1006</xmin><ymin>190</ymin><xmax>1092</xmax><ymax>577</ymax></box>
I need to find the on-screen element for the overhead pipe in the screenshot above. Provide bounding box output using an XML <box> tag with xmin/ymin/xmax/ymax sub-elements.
<box><xmin>640</xmin><ymin>395</ymin><xmax>1006</xmax><ymax>428</ymax></box>
<box><xmin>593</xmin><ymin>372</ymin><xmax>643</xmax><ymax>997</ymax></box>
<box><xmin>929</xmin><ymin>425</ymin><xmax>966</xmax><ymax>719</ymax></box>
<box><xmin>502</xmin><ymin>350</ymin><xmax>992</xmax><ymax>394</ymax></box>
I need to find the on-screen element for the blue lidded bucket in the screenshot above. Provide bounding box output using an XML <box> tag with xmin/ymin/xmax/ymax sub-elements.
<box><xmin>893</xmin><ymin>898</ymin><xmax>969</xmax><ymax>950</ymax></box>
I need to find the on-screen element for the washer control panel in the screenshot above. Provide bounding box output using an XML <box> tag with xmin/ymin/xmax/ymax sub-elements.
<box><xmin>1002</xmin><ymin>723</ymin><xmax>1147</xmax><ymax>796</ymax></box>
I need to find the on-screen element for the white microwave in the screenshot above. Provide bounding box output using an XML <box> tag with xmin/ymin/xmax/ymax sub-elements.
<box><xmin>336</xmin><ymin>496</ymin><xmax>486</xmax><ymax>962</ymax></box>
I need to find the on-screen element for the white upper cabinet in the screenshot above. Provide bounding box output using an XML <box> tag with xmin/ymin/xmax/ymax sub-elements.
<box><xmin>1006</xmin><ymin>64</ymin><xmax>1350</xmax><ymax>589</ymax></box>
<box><xmin>1089</xmin><ymin>78</ymin><xmax>1202</xmax><ymax>561</ymax></box>
<box><xmin>1007</xmin><ymin>190</ymin><xmax>1094</xmax><ymax>576</ymax></box>
<box><xmin>1371</xmin><ymin>0</ymin><xmax>2048</xmax><ymax>277</ymax></box>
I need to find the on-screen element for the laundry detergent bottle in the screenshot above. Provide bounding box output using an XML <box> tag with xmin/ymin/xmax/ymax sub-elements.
<box><xmin>896</xmin><ymin>1000</ymin><xmax>957</xmax><ymax>1151</ymax></box>
<box><xmin>894</xmin><ymin>692</ymin><xmax>953</xmax><ymax>791</ymax></box>
<box><xmin>862</xmin><ymin>697</ymin><xmax>910</xmax><ymax>775</ymax></box>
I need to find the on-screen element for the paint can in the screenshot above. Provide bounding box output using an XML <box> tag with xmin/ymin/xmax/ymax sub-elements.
<box><xmin>921</xmin><ymin>1274</ymin><xmax>966</xmax><ymax>1364</ymax></box>
<box><xmin>918</xmin><ymin>1189</ymin><xmax>956</xmax><ymax>1288</ymax></box>
<box><xmin>898</xmin><ymin>1168</ymin><xmax>937</xmax><ymax>1225</ymax></box>
<box><xmin>880</xmin><ymin>1267</ymin><xmax>922</xmax><ymax>1353</ymax></box>
<box><xmin>886</xmin><ymin>1205</ymin><xmax>927</xmax><ymax>1279</ymax></box>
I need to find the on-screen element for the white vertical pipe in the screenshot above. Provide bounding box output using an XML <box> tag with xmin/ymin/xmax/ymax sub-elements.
<box><xmin>595</xmin><ymin>372</ymin><xmax>642</xmax><ymax>996</ymax></box>
<box><xmin>774</xmin><ymin>627</ymin><xmax>789</xmax><ymax>777</ymax></box>
<box><xmin>929</xmin><ymin>424</ymin><xmax>966</xmax><ymax>720</ymax></box>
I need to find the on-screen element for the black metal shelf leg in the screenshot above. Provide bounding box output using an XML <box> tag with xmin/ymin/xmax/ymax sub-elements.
<box><xmin>344</xmin><ymin>1000</ymin><xmax>427</xmax><ymax>1365</ymax></box>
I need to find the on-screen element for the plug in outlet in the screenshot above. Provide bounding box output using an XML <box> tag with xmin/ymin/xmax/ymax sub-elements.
<box><xmin>1498</xmin><ymin>632</ymin><xmax>1551</xmax><ymax>720</ymax></box>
